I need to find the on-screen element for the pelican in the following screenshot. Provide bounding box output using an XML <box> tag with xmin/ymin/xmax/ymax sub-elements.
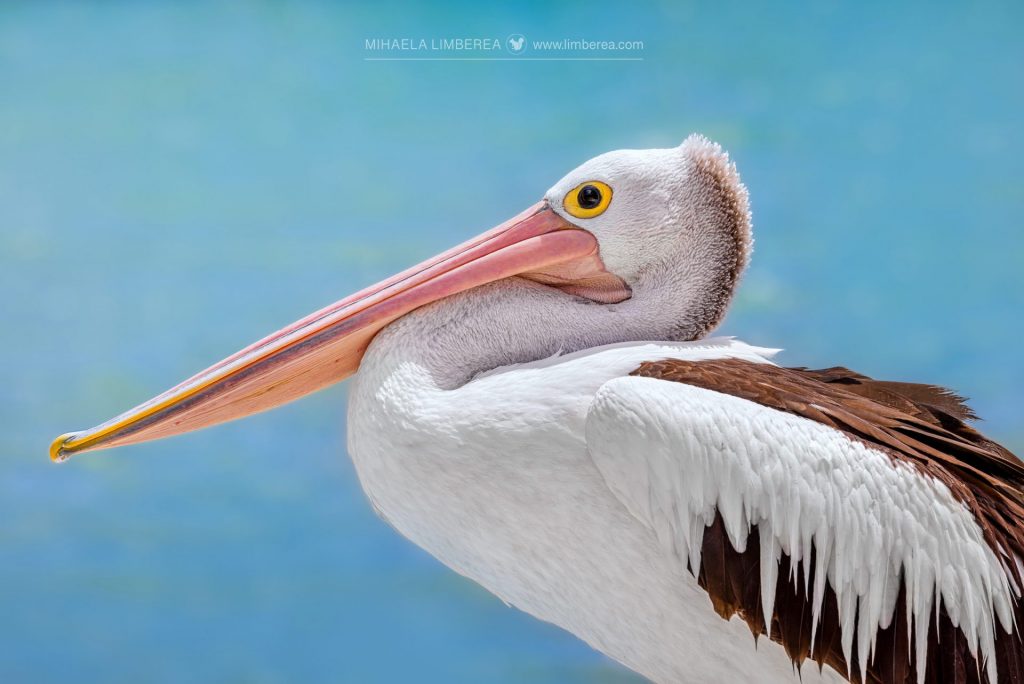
<box><xmin>52</xmin><ymin>135</ymin><xmax>1024</xmax><ymax>684</ymax></box>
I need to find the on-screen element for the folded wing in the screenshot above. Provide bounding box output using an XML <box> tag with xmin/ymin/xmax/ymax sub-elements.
<box><xmin>585</xmin><ymin>358</ymin><xmax>1024</xmax><ymax>684</ymax></box>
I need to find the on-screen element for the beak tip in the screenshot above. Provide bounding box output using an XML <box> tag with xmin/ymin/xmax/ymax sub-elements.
<box><xmin>49</xmin><ymin>432</ymin><xmax>78</xmax><ymax>463</ymax></box>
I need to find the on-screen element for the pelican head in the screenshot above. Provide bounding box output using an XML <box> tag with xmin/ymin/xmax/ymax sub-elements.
<box><xmin>545</xmin><ymin>134</ymin><xmax>751</xmax><ymax>336</ymax></box>
<box><xmin>51</xmin><ymin>134</ymin><xmax>750</xmax><ymax>460</ymax></box>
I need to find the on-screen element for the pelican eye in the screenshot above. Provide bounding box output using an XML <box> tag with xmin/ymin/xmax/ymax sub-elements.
<box><xmin>578</xmin><ymin>184</ymin><xmax>602</xmax><ymax>208</ymax></box>
<box><xmin>563</xmin><ymin>180</ymin><xmax>612</xmax><ymax>219</ymax></box>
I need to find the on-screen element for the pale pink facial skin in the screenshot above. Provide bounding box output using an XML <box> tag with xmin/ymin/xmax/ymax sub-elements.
<box><xmin>51</xmin><ymin>201</ymin><xmax>630</xmax><ymax>461</ymax></box>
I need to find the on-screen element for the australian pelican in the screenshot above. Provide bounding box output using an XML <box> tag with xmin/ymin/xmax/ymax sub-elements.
<box><xmin>52</xmin><ymin>135</ymin><xmax>1024</xmax><ymax>684</ymax></box>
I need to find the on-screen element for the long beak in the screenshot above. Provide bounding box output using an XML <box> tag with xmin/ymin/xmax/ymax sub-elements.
<box><xmin>51</xmin><ymin>201</ymin><xmax>629</xmax><ymax>462</ymax></box>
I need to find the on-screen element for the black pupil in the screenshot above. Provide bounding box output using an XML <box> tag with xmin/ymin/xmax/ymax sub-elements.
<box><xmin>577</xmin><ymin>184</ymin><xmax>602</xmax><ymax>209</ymax></box>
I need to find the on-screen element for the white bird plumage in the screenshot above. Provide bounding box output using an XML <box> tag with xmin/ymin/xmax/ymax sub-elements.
<box><xmin>350</xmin><ymin>318</ymin><xmax>1013</xmax><ymax>684</ymax></box>
<box><xmin>350</xmin><ymin>336</ymin><xmax>852</xmax><ymax>684</ymax></box>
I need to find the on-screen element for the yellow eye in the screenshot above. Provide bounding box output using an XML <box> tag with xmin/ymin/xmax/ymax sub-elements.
<box><xmin>563</xmin><ymin>181</ymin><xmax>612</xmax><ymax>219</ymax></box>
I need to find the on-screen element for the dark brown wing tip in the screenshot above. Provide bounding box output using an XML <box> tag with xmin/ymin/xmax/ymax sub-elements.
<box><xmin>698</xmin><ymin>513</ymin><xmax>1021</xmax><ymax>684</ymax></box>
<box><xmin>913</xmin><ymin>383</ymin><xmax>979</xmax><ymax>421</ymax></box>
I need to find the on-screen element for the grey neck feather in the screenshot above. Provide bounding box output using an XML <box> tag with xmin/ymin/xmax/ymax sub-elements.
<box><xmin>364</xmin><ymin>259</ymin><xmax>738</xmax><ymax>391</ymax></box>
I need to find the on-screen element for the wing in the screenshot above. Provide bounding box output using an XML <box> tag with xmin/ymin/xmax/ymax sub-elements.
<box><xmin>585</xmin><ymin>358</ymin><xmax>1024</xmax><ymax>684</ymax></box>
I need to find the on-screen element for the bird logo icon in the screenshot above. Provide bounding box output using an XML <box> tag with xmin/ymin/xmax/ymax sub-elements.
<box><xmin>506</xmin><ymin>34</ymin><xmax>526</xmax><ymax>54</ymax></box>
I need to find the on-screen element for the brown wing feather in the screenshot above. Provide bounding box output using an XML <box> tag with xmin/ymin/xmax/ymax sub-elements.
<box><xmin>699</xmin><ymin>512</ymin><xmax>1024</xmax><ymax>684</ymax></box>
<box><xmin>796</xmin><ymin>366</ymin><xmax>979</xmax><ymax>422</ymax></box>
<box><xmin>630</xmin><ymin>358</ymin><xmax>1024</xmax><ymax>684</ymax></box>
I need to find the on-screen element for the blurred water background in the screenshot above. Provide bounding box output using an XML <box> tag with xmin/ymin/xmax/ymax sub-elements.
<box><xmin>2</xmin><ymin>2</ymin><xmax>1022</xmax><ymax>682</ymax></box>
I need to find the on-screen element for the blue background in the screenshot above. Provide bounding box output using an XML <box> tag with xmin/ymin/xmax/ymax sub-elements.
<box><xmin>2</xmin><ymin>2</ymin><xmax>1021</xmax><ymax>682</ymax></box>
